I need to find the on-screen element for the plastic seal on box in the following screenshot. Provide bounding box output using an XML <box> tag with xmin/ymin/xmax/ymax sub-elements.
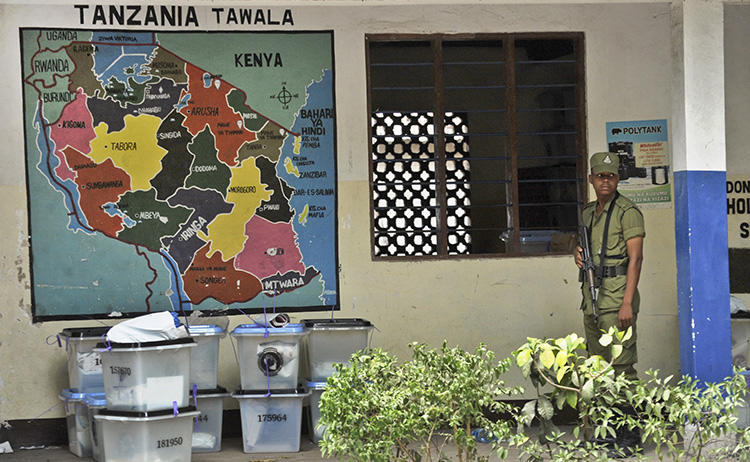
<box><xmin>106</xmin><ymin>312</ymin><xmax>188</xmax><ymax>344</ymax></box>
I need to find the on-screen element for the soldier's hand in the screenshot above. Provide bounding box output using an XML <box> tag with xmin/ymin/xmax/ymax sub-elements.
<box><xmin>618</xmin><ymin>303</ymin><xmax>634</xmax><ymax>329</ymax></box>
<box><xmin>574</xmin><ymin>246</ymin><xmax>583</xmax><ymax>269</ymax></box>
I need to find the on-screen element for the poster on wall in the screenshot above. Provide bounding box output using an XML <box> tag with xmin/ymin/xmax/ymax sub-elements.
<box><xmin>21</xmin><ymin>27</ymin><xmax>338</xmax><ymax>321</ymax></box>
<box><xmin>727</xmin><ymin>174</ymin><xmax>750</xmax><ymax>294</ymax></box>
<box><xmin>727</xmin><ymin>175</ymin><xmax>750</xmax><ymax>248</ymax></box>
<box><xmin>605</xmin><ymin>119</ymin><xmax>671</xmax><ymax>208</ymax></box>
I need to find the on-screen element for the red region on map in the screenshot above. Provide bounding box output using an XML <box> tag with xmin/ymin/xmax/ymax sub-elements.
<box><xmin>235</xmin><ymin>215</ymin><xmax>305</xmax><ymax>279</ymax></box>
<box><xmin>62</xmin><ymin>146</ymin><xmax>131</xmax><ymax>237</ymax></box>
<box><xmin>49</xmin><ymin>90</ymin><xmax>96</xmax><ymax>182</ymax></box>
<box><xmin>183</xmin><ymin>244</ymin><xmax>263</xmax><ymax>304</ymax></box>
<box><xmin>179</xmin><ymin>64</ymin><xmax>256</xmax><ymax>167</ymax></box>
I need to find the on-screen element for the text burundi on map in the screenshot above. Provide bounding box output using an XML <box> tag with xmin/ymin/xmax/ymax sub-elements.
<box><xmin>22</xmin><ymin>29</ymin><xmax>337</xmax><ymax>318</ymax></box>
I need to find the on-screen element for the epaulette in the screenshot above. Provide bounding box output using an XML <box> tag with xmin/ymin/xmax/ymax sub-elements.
<box><xmin>613</xmin><ymin>194</ymin><xmax>643</xmax><ymax>217</ymax></box>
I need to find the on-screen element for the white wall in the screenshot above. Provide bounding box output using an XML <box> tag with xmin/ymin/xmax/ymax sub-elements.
<box><xmin>0</xmin><ymin>1</ymin><xmax>681</xmax><ymax>422</ymax></box>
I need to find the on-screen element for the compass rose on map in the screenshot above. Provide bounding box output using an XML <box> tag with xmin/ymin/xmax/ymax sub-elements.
<box><xmin>270</xmin><ymin>82</ymin><xmax>299</xmax><ymax>110</ymax></box>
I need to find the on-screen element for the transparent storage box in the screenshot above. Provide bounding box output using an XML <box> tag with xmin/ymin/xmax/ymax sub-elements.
<box><xmin>84</xmin><ymin>393</ymin><xmax>107</xmax><ymax>462</ymax></box>
<box><xmin>500</xmin><ymin>230</ymin><xmax>563</xmax><ymax>253</ymax></box>
<box><xmin>59</xmin><ymin>389</ymin><xmax>92</xmax><ymax>457</ymax></box>
<box><xmin>59</xmin><ymin>327</ymin><xmax>110</xmax><ymax>393</ymax></box>
<box><xmin>94</xmin><ymin>406</ymin><xmax>199</xmax><ymax>462</ymax></box>
<box><xmin>302</xmin><ymin>318</ymin><xmax>374</xmax><ymax>380</ymax></box>
<box><xmin>231</xmin><ymin>324</ymin><xmax>307</xmax><ymax>390</ymax></box>
<box><xmin>192</xmin><ymin>386</ymin><xmax>230</xmax><ymax>453</ymax></box>
<box><xmin>96</xmin><ymin>337</ymin><xmax>195</xmax><ymax>412</ymax></box>
<box><xmin>306</xmin><ymin>380</ymin><xmax>327</xmax><ymax>443</ymax></box>
<box><xmin>187</xmin><ymin>324</ymin><xmax>225</xmax><ymax>389</ymax></box>
<box><xmin>233</xmin><ymin>389</ymin><xmax>310</xmax><ymax>453</ymax></box>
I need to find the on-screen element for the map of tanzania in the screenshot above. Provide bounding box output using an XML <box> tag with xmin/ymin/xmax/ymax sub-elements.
<box><xmin>21</xmin><ymin>29</ymin><xmax>337</xmax><ymax>320</ymax></box>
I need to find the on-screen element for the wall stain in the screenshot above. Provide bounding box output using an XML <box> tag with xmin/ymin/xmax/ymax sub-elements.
<box><xmin>15</xmin><ymin>256</ymin><xmax>26</xmax><ymax>285</ymax></box>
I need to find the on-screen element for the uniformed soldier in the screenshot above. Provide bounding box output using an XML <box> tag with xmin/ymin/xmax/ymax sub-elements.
<box><xmin>574</xmin><ymin>151</ymin><xmax>645</xmax><ymax>455</ymax></box>
<box><xmin>575</xmin><ymin>152</ymin><xmax>644</xmax><ymax>376</ymax></box>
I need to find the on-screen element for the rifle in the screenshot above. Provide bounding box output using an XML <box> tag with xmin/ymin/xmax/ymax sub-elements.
<box><xmin>578</xmin><ymin>218</ymin><xmax>599</xmax><ymax>322</ymax></box>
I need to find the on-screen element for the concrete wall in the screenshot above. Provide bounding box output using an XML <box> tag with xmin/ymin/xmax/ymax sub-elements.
<box><xmin>0</xmin><ymin>1</ymin><xmax>686</xmax><ymax>422</ymax></box>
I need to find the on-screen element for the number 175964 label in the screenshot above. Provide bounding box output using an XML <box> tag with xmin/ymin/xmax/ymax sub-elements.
<box><xmin>257</xmin><ymin>413</ymin><xmax>287</xmax><ymax>423</ymax></box>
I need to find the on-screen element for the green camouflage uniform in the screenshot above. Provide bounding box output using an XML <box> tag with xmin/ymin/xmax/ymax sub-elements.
<box><xmin>581</xmin><ymin>193</ymin><xmax>645</xmax><ymax>378</ymax></box>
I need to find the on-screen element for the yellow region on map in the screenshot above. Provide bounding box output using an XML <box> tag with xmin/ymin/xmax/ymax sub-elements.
<box><xmin>293</xmin><ymin>136</ymin><xmax>301</xmax><ymax>155</ymax></box>
<box><xmin>284</xmin><ymin>157</ymin><xmax>300</xmax><ymax>177</ymax></box>
<box><xmin>205</xmin><ymin>157</ymin><xmax>272</xmax><ymax>261</ymax></box>
<box><xmin>298</xmin><ymin>203</ymin><xmax>309</xmax><ymax>226</ymax></box>
<box><xmin>89</xmin><ymin>115</ymin><xmax>168</xmax><ymax>191</ymax></box>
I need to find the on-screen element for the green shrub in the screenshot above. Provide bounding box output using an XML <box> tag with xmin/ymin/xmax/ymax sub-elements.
<box><xmin>318</xmin><ymin>342</ymin><xmax>520</xmax><ymax>462</ymax></box>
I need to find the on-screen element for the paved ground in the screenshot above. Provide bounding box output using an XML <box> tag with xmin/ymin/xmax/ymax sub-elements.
<box><xmin>0</xmin><ymin>435</ymin><xmax>665</xmax><ymax>461</ymax></box>
<box><xmin>0</xmin><ymin>437</ymin><xmax>324</xmax><ymax>461</ymax></box>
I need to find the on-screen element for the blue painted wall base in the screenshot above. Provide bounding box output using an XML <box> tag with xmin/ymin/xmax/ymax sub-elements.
<box><xmin>674</xmin><ymin>170</ymin><xmax>732</xmax><ymax>382</ymax></box>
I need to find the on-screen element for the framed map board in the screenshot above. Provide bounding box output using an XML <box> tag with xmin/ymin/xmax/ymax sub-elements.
<box><xmin>21</xmin><ymin>29</ymin><xmax>338</xmax><ymax>321</ymax></box>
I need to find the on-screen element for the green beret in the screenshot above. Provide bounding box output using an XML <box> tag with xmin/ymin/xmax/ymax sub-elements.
<box><xmin>590</xmin><ymin>152</ymin><xmax>619</xmax><ymax>175</ymax></box>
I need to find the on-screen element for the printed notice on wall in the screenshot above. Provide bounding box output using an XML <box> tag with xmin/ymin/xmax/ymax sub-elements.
<box><xmin>727</xmin><ymin>175</ymin><xmax>750</xmax><ymax>248</ymax></box>
<box><xmin>605</xmin><ymin>119</ymin><xmax>671</xmax><ymax>208</ymax></box>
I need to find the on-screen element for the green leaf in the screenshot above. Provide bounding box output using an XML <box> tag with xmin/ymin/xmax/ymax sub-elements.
<box><xmin>622</xmin><ymin>326</ymin><xmax>633</xmax><ymax>342</ymax></box>
<box><xmin>537</xmin><ymin>396</ymin><xmax>554</xmax><ymax>420</ymax></box>
<box><xmin>555</xmin><ymin>350</ymin><xmax>568</xmax><ymax>368</ymax></box>
<box><xmin>570</xmin><ymin>370</ymin><xmax>580</xmax><ymax>387</ymax></box>
<box><xmin>581</xmin><ymin>379</ymin><xmax>594</xmax><ymax>401</ymax></box>
<box><xmin>565</xmin><ymin>390</ymin><xmax>578</xmax><ymax>409</ymax></box>
<box><xmin>522</xmin><ymin>400</ymin><xmax>537</xmax><ymax>425</ymax></box>
<box><xmin>556</xmin><ymin>392</ymin><xmax>567</xmax><ymax>410</ymax></box>
<box><xmin>556</xmin><ymin>365</ymin><xmax>568</xmax><ymax>383</ymax></box>
<box><xmin>516</xmin><ymin>348</ymin><xmax>532</xmax><ymax>368</ymax></box>
<box><xmin>611</xmin><ymin>344</ymin><xmax>623</xmax><ymax>360</ymax></box>
<box><xmin>540</xmin><ymin>349</ymin><xmax>555</xmax><ymax>369</ymax></box>
<box><xmin>599</xmin><ymin>332</ymin><xmax>613</xmax><ymax>347</ymax></box>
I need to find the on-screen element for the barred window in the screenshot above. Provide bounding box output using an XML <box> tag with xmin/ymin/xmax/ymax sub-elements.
<box><xmin>367</xmin><ymin>34</ymin><xmax>586</xmax><ymax>258</ymax></box>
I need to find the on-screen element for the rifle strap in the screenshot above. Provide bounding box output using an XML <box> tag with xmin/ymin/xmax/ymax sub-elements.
<box><xmin>591</xmin><ymin>191</ymin><xmax>619</xmax><ymax>288</ymax></box>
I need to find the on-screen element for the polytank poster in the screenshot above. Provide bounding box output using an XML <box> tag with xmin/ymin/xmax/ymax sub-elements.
<box><xmin>605</xmin><ymin>119</ymin><xmax>671</xmax><ymax>208</ymax></box>
<box><xmin>21</xmin><ymin>28</ymin><xmax>338</xmax><ymax>320</ymax></box>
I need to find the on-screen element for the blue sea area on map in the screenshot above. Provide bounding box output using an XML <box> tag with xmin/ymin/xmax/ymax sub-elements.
<box><xmin>34</xmin><ymin>109</ymin><xmax>91</xmax><ymax>233</ymax></box>
<box><xmin>92</xmin><ymin>43</ymin><xmax>156</xmax><ymax>87</ymax></box>
<box><xmin>102</xmin><ymin>202</ymin><xmax>136</xmax><ymax>227</ymax></box>
<box><xmin>176</xmin><ymin>93</ymin><xmax>190</xmax><ymax>110</ymax></box>
<box><xmin>277</xmin><ymin>69</ymin><xmax>337</xmax><ymax>306</ymax></box>
<box><xmin>159</xmin><ymin>251</ymin><xmax>192</xmax><ymax>311</ymax></box>
<box><xmin>28</xmin><ymin>135</ymin><xmax>174</xmax><ymax>317</ymax></box>
<box><xmin>92</xmin><ymin>31</ymin><xmax>155</xmax><ymax>44</ymax></box>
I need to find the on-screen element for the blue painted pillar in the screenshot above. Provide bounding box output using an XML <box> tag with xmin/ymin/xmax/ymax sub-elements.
<box><xmin>672</xmin><ymin>0</ymin><xmax>732</xmax><ymax>382</ymax></box>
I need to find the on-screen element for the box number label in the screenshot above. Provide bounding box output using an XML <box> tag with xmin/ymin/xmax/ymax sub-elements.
<box><xmin>109</xmin><ymin>366</ymin><xmax>131</xmax><ymax>376</ymax></box>
<box><xmin>156</xmin><ymin>437</ymin><xmax>183</xmax><ymax>449</ymax></box>
<box><xmin>257</xmin><ymin>413</ymin><xmax>287</xmax><ymax>423</ymax></box>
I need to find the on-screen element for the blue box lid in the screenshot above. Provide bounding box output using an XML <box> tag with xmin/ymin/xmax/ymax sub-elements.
<box><xmin>302</xmin><ymin>318</ymin><xmax>372</xmax><ymax>329</ymax></box>
<box><xmin>306</xmin><ymin>380</ymin><xmax>327</xmax><ymax>390</ymax></box>
<box><xmin>84</xmin><ymin>393</ymin><xmax>107</xmax><ymax>407</ymax></box>
<box><xmin>187</xmin><ymin>324</ymin><xmax>225</xmax><ymax>335</ymax></box>
<box><xmin>232</xmin><ymin>323</ymin><xmax>304</xmax><ymax>335</ymax></box>
<box><xmin>59</xmin><ymin>389</ymin><xmax>87</xmax><ymax>402</ymax></box>
<box><xmin>59</xmin><ymin>327</ymin><xmax>110</xmax><ymax>339</ymax></box>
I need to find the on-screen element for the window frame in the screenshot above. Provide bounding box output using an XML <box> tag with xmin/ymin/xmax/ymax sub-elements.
<box><xmin>366</xmin><ymin>32</ymin><xmax>588</xmax><ymax>260</ymax></box>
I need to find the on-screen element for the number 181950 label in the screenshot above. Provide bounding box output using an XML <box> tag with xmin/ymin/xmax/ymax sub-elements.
<box><xmin>156</xmin><ymin>437</ymin><xmax>183</xmax><ymax>449</ymax></box>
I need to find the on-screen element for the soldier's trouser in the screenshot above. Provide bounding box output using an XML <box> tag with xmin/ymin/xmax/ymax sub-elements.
<box><xmin>583</xmin><ymin>310</ymin><xmax>638</xmax><ymax>379</ymax></box>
